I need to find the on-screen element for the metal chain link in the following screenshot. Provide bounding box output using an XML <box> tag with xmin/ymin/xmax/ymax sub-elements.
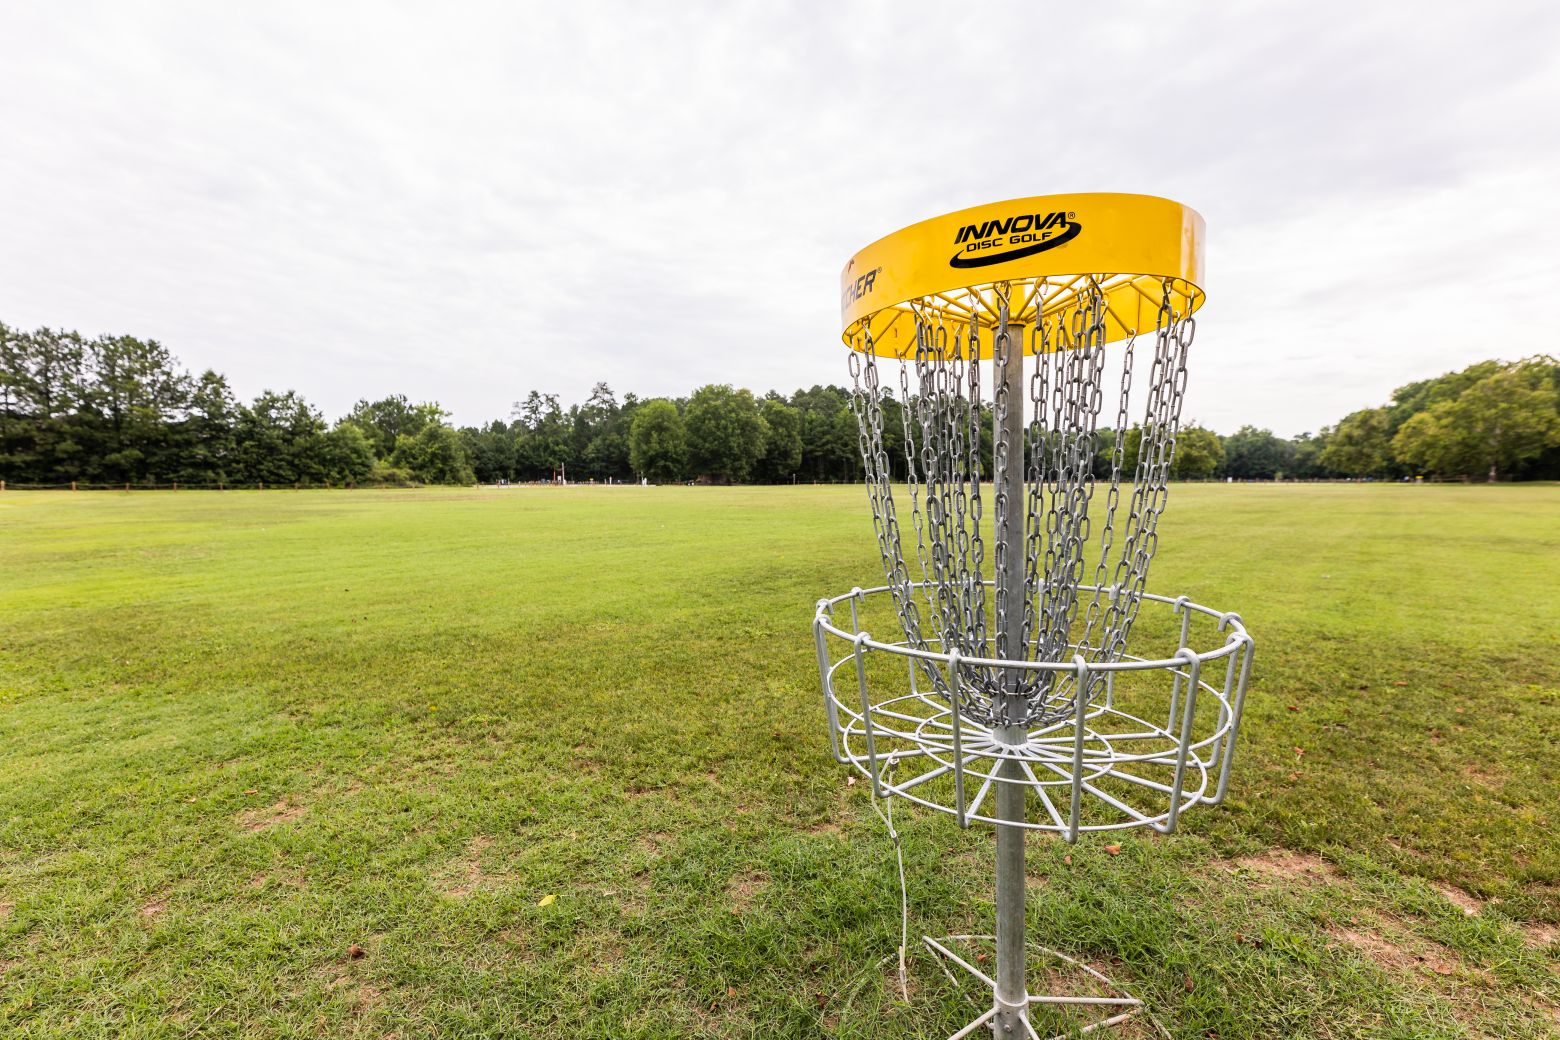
<box><xmin>847</xmin><ymin>276</ymin><xmax>1194</xmax><ymax>727</ymax></box>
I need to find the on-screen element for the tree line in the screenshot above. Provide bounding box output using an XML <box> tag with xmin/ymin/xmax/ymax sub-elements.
<box><xmin>3</xmin><ymin>321</ymin><xmax>1556</xmax><ymax>486</ymax></box>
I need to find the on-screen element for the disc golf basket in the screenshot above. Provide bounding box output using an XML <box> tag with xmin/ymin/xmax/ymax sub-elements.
<box><xmin>812</xmin><ymin>194</ymin><xmax>1255</xmax><ymax>1038</ymax></box>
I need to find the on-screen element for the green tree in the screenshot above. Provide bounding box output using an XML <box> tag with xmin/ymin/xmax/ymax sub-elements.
<box><xmin>684</xmin><ymin>384</ymin><xmax>766</xmax><ymax>483</ymax></box>
<box><xmin>234</xmin><ymin>390</ymin><xmax>327</xmax><ymax>486</ymax></box>
<box><xmin>460</xmin><ymin>420</ymin><xmax>518</xmax><ymax>483</ymax></box>
<box><xmin>345</xmin><ymin>395</ymin><xmax>447</xmax><ymax>459</ymax></box>
<box><xmin>628</xmin><ymin>398</ymin><xmax>685</xmax><ymax>482</ymax></box>
<box><xmin>390</xmin><ymin>423</ymin><xmax>476</xmax><ymax>484</ymax></box>
<box><xmin>177</xmin><ymin>370</ymin><xmax>239</xmax><ymax>484</ymax></box>
<box><xmin>1221</xmin><ymin>425</ymin><xmax>1293</xmax><ymax>480</ymax></box>
<box><xmin>1171</xmin><ymin>425</ymin><xmax>1223</xmax><ymax>479</ymax></box>
<box><xmin>319</xmin><ymin>423</ymin><xmax>377</xmax><ymax>484</ymax></box>
<box><xmin>1392</xmin><ymin>361</ymin><xmax>1560</xmax><ymax>481</ymax></box>
<box><xmin>755</xmin><ymin>397</ymin><xmax>802</xmax><ymax>482</ymax></box>
<box><xmin>1319</xmin><ymin>408</ymin><xmax>1393</xmax><ymax>477</ymax></box>
<box><xmin>791</xmin><ymin>385</ymin><xmax>857</xmax><ymax>481</ymax></box>
<box><xmin>1289</xmin><ymin>431</ymin><xmax>1330</xmax><ymax>480</ymax></box>
<box><xmin>512</xmin><ymin>391</ymin><xmax>571</xmax><ymax>480</ymax></box>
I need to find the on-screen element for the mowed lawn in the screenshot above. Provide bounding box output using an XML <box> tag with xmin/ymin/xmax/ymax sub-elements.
<box><xmin>1</xmin><ymin>484</ymin><xmax>1557</xmax><ymax>1040</ymax></box>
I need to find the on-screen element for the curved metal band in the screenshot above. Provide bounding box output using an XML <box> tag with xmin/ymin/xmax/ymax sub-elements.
<box><xmin>840</xmin><ymin>192</ymin><xmax>1206</xmax><ymax>356</ymax></box>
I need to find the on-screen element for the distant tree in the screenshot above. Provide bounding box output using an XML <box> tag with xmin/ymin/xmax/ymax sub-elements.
<box><xmin>345</xmin><ymin>395</ymin><xmax>446</xmax><ymax>459</ymax></box>
<box><xmin>460</xmin><ymin>420</ymin><xmax>518</xmax><ymax>483</ymax></box>
<box><xmin>1220</xmin><ymin>425</ymin><xmax>1293</xmax><ymax>480</ymax></box>
<box><xmin>1392</xmin><ymin>360</ymin><xmax>1560</xmax><ymax>481</ymax></box>
<box><xmin>1319</xmin><ymin>408</ymin><xmax>1393</xmax><ymax>477</ymax></box>
<box><xmin>234</xmin><ymin>390</ymin><xmax>327</xmax><ymax>486</ymax></box>
<box><xmin>792</xmin><ymin>385</ymin><xmax>857</xmax><ymax>481</ymax></box>
<box><xmin>1289</xmin><ymin>431</ymin><xmax>1331</xmax><ymax>480</ymax></box>
<box><xmin>628</xmin><ymin>398</ymin><xmax>685</xmax><ymax>482</ymax></box>
<box><xmin>512</xmin><ymin>391</ymin><xmax>571</xmax><ymax>479</ymax></box>
<box><xmin>1171</xmin><ymin>425</ymin><xmax>1223</xmax><ymax>479</ymax></box>
<box><xmin>319</xmin><ymin>423</ymin><xmax>377</xmax><ymax>484</ymax></box>
<box><xmin>176</xmin><ymin>370</ymin><xmax>239</xmax><ymax>484</ymax></box>
<box><xmin>390</xmin><ymin>423</ymin><xmax>476</xmax><ymax>484</ymax></box>
<box><xmin>1388</xmin><ymin>360</ymin><xmax>1506</xmax><ymax>430</ymax></box>
<box><xmin>755</xmin><ymin>397</ymin><xmax>803</xmax><ymax>482</ymax></box>
<box><xmin>684</xmin><ymin>384</ymin><xmax>766</xmax><ymax>483</ymax></box>
<box><xmin>80</xmin><ymin>335</ymin><xmax>198</xmax><ymax>482</ymax></box>
<box><xmin>572</xmin><ymin>382</ymin><xmax>635</xmax><ymax>481</ymax></box>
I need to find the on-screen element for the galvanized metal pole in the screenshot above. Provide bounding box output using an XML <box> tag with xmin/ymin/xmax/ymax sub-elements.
<box><xmin>992</xmin><ymin>296</ymin><xmax>1029</xmax><ymax>1035</ymax></box>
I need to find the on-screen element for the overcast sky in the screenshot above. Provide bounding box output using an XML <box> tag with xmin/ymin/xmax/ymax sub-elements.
<box><xmin>3</xmin><ymin>2</ymin><xmax>1557</xmax><ymax>436</ymax></box>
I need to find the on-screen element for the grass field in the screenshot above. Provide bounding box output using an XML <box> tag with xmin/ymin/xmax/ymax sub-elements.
<box><xmin>1</xmin><ymin>483</ymin><xmax>1557</xmax><ymax>1039</ymax></box>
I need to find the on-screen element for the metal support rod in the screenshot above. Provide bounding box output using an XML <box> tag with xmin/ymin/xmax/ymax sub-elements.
<box><xmin>992</xmin><ymin>295</ymin><xmax>1030</xmax><ymax>1035</ymax></box>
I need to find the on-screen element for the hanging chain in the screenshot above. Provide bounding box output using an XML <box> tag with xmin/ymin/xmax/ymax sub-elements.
<box><xmin>846</xmin><ymin>276</ymin><xmax>1193</xmax><ymax>727</ymax></box>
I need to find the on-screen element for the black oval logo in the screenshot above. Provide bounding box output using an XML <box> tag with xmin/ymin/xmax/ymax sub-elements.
<box><xmin>949</xmin><ymin>212</ymin><xmax>1081</xmax><ymax>269</ymax></box>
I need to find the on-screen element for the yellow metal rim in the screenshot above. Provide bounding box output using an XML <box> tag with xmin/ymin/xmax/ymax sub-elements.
<box><xmin>840</xmin><ymin>193</ymin><xmax>1206</xmax><ymax>358</ymax></box>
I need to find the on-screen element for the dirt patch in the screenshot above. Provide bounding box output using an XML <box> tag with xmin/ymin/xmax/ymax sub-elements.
<box><xmin>634</xmin><ymin>831</ymin><xmax>672</xmax><ymax>856</ymax></box>
<box><xmin>237</xmin><ymin>798</ymin><xmax>306</xmax><ymax>832</ymax></box>
<box><xmin>322</xmin><ymin>960</ymin><xmax>382</xmax><ymax>1018</ymax></box>
<box><xmin>1461</xmin><ymin>763</ymin><xmax>1507</xmax><ymax>788</ymax></box>
<box><xmin>1330</xmin><ymin>919</ymin><xmax>1477</xmax><ymax>983</ymax></box>
<box><xmin>435</xmin><ymin>835</ymin><xmax>493</xmax><ymax>898</ymax></box>
<box><xmin>1436</xmin><ymin>884</ymin><xmax>1482</xmax><ymax>916</ymax></box>
<box><xmin>0</xmin><ymin>901</ymin><xmax>12</xmax><ymax>919</ymax></box>
<box><xmin>727</xmin><ymin>870</ymin><xmax>769</xmax><ymax>913</ymax></box>
<box><xmin>140</xmin><ymin>899</ymin><xmax>167</xmax><ymax>919</ymax></box>
<box><xmin>1521</xmin><ymin>922</ymin><xmax>1558</xmax><ymax>948</ymax></box>
<box><xmin>804</xmin><ymin>819</ymin><xmax>842</xmax><ymax>836</ymax></box>
<box><xmin>1230</xmin><ymin>848</ymin><xmax>1341</xmax><ymax>886</ymax></box>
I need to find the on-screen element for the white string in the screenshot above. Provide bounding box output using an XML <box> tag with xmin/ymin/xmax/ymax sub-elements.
<box><xmin>869</xmin><ymin>758</ymin><xmax>910</xmax><ymax>1001</ymax></box>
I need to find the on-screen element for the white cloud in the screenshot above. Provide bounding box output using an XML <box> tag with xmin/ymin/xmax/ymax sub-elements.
<box><xmin>2</xmin><ymin>0</ymin><xmax>1556</xmax><ymax>435</ymax></box>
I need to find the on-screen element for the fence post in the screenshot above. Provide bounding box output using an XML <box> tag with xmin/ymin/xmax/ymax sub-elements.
<box><xmin>124</xmin><ymin>482</ymin><xmax>130</xmax><ymax>492</ymax></box>
<box><xmin>172</xmin><ymin>481</ymin><xmax>178</xmax><ymax>491</ymax></box>
<box><xmin>71</xmin><ymin>481</ymin><xmax>77</xmax><ymax>491</ymax></box>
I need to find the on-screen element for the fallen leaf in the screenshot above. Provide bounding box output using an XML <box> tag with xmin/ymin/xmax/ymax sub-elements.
<box><xmin>347</xmin><ymin>943</ymin><xmax>365</xmax><ymax>960</ymax></box>
<box><xmin>727</xmin><ymin>986</ymin><xmax>737</xmax><ymax>997</ymax></box>
<box><xmin>975</xmin><ymin>953</ymin><xmax>988</xmax><ymax>963</ymax></box>
<box><xmin>1286</xmin><ymin>705</ymin><xmax>1299</xmax><ymax>712</ymax></box>
<box><xmin>1104</xmin><ymin>844</ymin><xmax>1122</xmax><ymax>856</ymax></box>
<box><xmin>1183</xmin><ymin>975</ymin><xmax>1194</xmax><ymax>992</ymax></box>
<box><xmin>846</xmin><ymin>776</ymin><xmax>857</xmax><ymax>787</ymax></box>
<box><xmin>1293</xmin><ymin>747</ymin><xmax>1305</xmax><ymax>757</ymax></box>
<box><xmin>1063</xmin><ymin>854</ymin><xmax>1072</xmax><ymax>865</ymax></box>
<box><xmin>1393</xmin><ymin>681</ymin><xmax>1408</xmax><ymax>687</ymax></box>
<box><xmin>1288</xmin><ymin>772</ymin><xmax>1299</xmax><ymax>781</ymax></box>
<box><xmin>536</xmin><ymin>894</ymin><xmax>556</xmax><ymax>908</ymax></box>
<box><xmin>243</xmin><ymin>788</ymin><xmax>257</xmax><ymax>795</ymax></box>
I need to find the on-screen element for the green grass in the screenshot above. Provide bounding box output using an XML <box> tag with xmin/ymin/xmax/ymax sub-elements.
<box><xmin>1</xmin><ymin>484</ymin><xmax>1557</xmax><ymax>1039</ymax></box>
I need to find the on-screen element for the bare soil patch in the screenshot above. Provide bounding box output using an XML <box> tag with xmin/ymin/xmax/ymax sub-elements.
<box><xmin>435</xmin><ymin>835</ymin><xmax>493</xmax><ymax>898</ymax></box>
<box><xmin>1230</xmin><ymin>848</ymin><xmax>1341</xmax><ymax>886</ymax></box>
<box><xmin>1436</xmin><ymin>884</ymin><xmax>1482</xmax><ymax>916</ymax></box>
<box><xmin>727</xmin><ymin>870</ymin><xmax>769</xmax><ymax>913</ymax></box>
<box><xmin>237</xmin><ymin>798</ymin><xmax>306</xmax><ymax>832</ymax></box>
<box><xmin>1521</xmin><ymin>922</ymin><xmax>1557</xmax><ymax>948</ymax></box>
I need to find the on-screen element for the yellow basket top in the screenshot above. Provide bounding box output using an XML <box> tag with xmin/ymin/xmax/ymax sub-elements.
<box><xmin>840</xmin><ymin>193</ymin><xmax>1206</xmax><ymax>358</ymax></box>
